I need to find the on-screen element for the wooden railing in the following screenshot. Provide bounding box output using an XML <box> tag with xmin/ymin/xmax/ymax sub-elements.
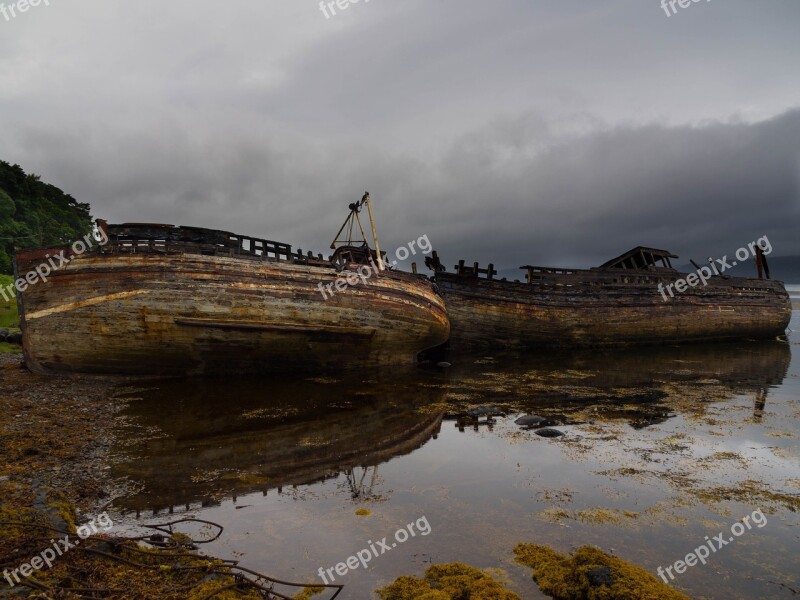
<box><xmin>101</xmin><ymin>223</ymin><xmax>327</xmax><ymax>264</ymax></box>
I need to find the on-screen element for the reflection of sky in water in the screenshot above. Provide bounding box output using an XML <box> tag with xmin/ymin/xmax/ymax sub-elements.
<box><xmin>111</xmin><ymin>313</ymin><xmax>800</xmax><ymax>599</ymax></box>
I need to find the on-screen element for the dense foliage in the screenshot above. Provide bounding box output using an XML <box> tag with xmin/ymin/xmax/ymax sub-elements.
<box><xmin>0</xmin><ymin>160</ymin><xmax>92</xmax><ymax>274</ymax></box>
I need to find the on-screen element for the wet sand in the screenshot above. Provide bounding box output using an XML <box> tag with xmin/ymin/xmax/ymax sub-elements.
<box><xmin>0</xmin><ymin>353</ymin><xmax>123</xmax><ymax>518</ymax></box>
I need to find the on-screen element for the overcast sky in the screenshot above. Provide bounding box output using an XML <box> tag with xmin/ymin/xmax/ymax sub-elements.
<box><xmin>1</xmin><ymin>0</ymin><xmax>799</xmax><ymax>270</ymax></box>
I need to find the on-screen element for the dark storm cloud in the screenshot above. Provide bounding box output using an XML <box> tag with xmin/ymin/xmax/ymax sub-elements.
<box><xmin>417</xmin><ymin>109</ymin><xmax>800</xmax><ymax>270</ymax></box>
<box><xmin>8</xmin><ymin>108</ymin><xmax>798</xmax><ymax>273</ymax></box>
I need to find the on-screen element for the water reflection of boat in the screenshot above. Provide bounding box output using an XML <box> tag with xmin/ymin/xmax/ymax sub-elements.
<box><xmin>528</xmin><ymin>339</ymin><xmax>791</xmax><ymax>387</ymax></box>
<box><xmin>442</xmin><ymin>340</ymin><xmax>791</xmax><ymax>428</ymax></box>
<box><xmin>111</xmin><ymin>373</ymin><xmax>446</xmax><ymax>513</ymax></box>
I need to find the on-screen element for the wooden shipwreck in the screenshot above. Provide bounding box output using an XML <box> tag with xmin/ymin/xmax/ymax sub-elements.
<box><xmin>426</xmin><ymin>246</ymin><xmax>791</xmax><ymax>350</ymax></box>
<box><xmin>14</xmin><ymin>196</ymin><xmax>449</xmax><ymax>375</ymax></box>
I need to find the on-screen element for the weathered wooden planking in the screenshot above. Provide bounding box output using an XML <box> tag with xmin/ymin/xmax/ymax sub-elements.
<box><xmin>15</xmin><ymin>250</ymin><xmax>450</xmax><ymax>375</ymax></box>
<box><xmin>435</xmin><ymin>271</ymin><xmax>791</xmax><ymax>350</ymax></box>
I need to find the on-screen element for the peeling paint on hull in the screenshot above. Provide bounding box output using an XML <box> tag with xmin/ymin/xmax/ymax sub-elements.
<box><xmin>15</xmin><ymin>252</ymin><xmax>450</xmax><ymax>375</ymax></box>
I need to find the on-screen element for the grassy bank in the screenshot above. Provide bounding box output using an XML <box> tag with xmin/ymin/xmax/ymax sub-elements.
<box><xmin>0</xmin><ymin>274</ymin><xmax>21</xmax><ymax>354</ymax></box>
<box><xmin>0</xmin><ymin>274</ymin><xmax>18</xmax><ymax>328</ymax></box>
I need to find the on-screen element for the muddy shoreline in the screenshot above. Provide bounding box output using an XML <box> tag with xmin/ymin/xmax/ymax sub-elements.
<box><xmin>0</xmin><ymin>356</ymin><xmax>288</xmax><ymax>599</ymax></box>
<box><xmin>0</xmin><ymin>353</ymin><xmax>127</xmax><ymax>520</ymax></box>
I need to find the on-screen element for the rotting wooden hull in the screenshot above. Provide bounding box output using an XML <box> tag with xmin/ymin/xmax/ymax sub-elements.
<box><xmin>14</xmin><ymin>251</ymin><xmax>450</xmax><ymax>375</ymax></box>
<box><xmin>435</xmin><ymin>273</ymin><xmax>792</xmax><ymax>350</ymax></box>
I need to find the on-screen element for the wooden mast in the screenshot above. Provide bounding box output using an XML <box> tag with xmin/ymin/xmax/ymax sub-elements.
<box><xmin>362</xmin><ymin>191</ymin><xmax>384</xmax><ymax>271</ymax></box>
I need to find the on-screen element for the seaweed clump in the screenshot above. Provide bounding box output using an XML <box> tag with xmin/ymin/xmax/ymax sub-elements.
<box><xmin>376</xmin><ymin>562</ymin><xmax>521</xmax><ymax>599</ymax></box>
<box><xmin>513</xmin><ymin>544</ymin><xmax>690</xmax><ymax>600</ymax></box>
<box><xmin>294</xmin><ymin>586</ymin><xmax>326</xmax><ymax>599</ymax></box>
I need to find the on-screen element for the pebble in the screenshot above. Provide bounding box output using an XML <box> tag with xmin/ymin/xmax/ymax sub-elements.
<box><xmin>535</xmin><ymin>428</ymin><xmax>564</xmax><ymax>438</ymax></box>
<box><xmin>586</xmin><ymin>566</ymin><xmax>614</xmax><ymax>586</ymax></box>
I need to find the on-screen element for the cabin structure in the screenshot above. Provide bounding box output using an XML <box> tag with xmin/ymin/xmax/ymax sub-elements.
<box><xmin>596</xmin><ymin>246</ymin><xmax>678</xmax><ymax>271</ymax></box>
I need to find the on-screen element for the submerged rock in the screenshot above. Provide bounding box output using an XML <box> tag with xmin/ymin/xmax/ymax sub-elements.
<box><xmin>515</xmin><ymin>415</ymin><xmax>547</xmax><ymax>427</ymax></box>
<box><xmin>466</xmin><ymin>405</ymin><xmax>504</xmax><ymax>418</ymax></box>
<box><xmin>517</xmin><ymin>414</ymin><xmax>568</xmax><ymax>428</ymax></box>
<box><xmin>534</xmin><ymin>428</ymin><xmax>564</xmax><ymax>438</ymax></box>
<box><xmin>586</xmin><ymin>566</ymin><xmax>614</xmax><ymax>587</ymax></box>
<box><xmin>436</xmin><ymin>361</ymin><xmax>452</xmax><ymax>368</ymax></box>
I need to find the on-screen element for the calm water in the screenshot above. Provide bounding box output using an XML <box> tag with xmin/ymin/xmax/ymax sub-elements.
<box><xmin>787</xmin><ymin>284</ymin><xmax>800</xmax><ymax>304</ymax></box>
<box><xmin>109</xmin><ymin>313</ymin><xmax>800</xmax><ymax>599</ymax></box>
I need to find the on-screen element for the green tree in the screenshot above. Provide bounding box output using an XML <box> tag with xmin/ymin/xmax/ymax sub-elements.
<box><xmin>0</xmin><ymin>163</ymin><xmax>93</xmax><ymax>274</ymax></box>
<box><xmin>0</xmin><ymin>189</ymin><xmax>14</xmax><ymax>219</ymax></box>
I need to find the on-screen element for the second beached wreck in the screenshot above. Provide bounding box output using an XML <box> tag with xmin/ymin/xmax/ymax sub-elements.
<box><xmin>426</xmin><ymin>245</ymin><xmax>791</xmax><ymax>350</ymax></box>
